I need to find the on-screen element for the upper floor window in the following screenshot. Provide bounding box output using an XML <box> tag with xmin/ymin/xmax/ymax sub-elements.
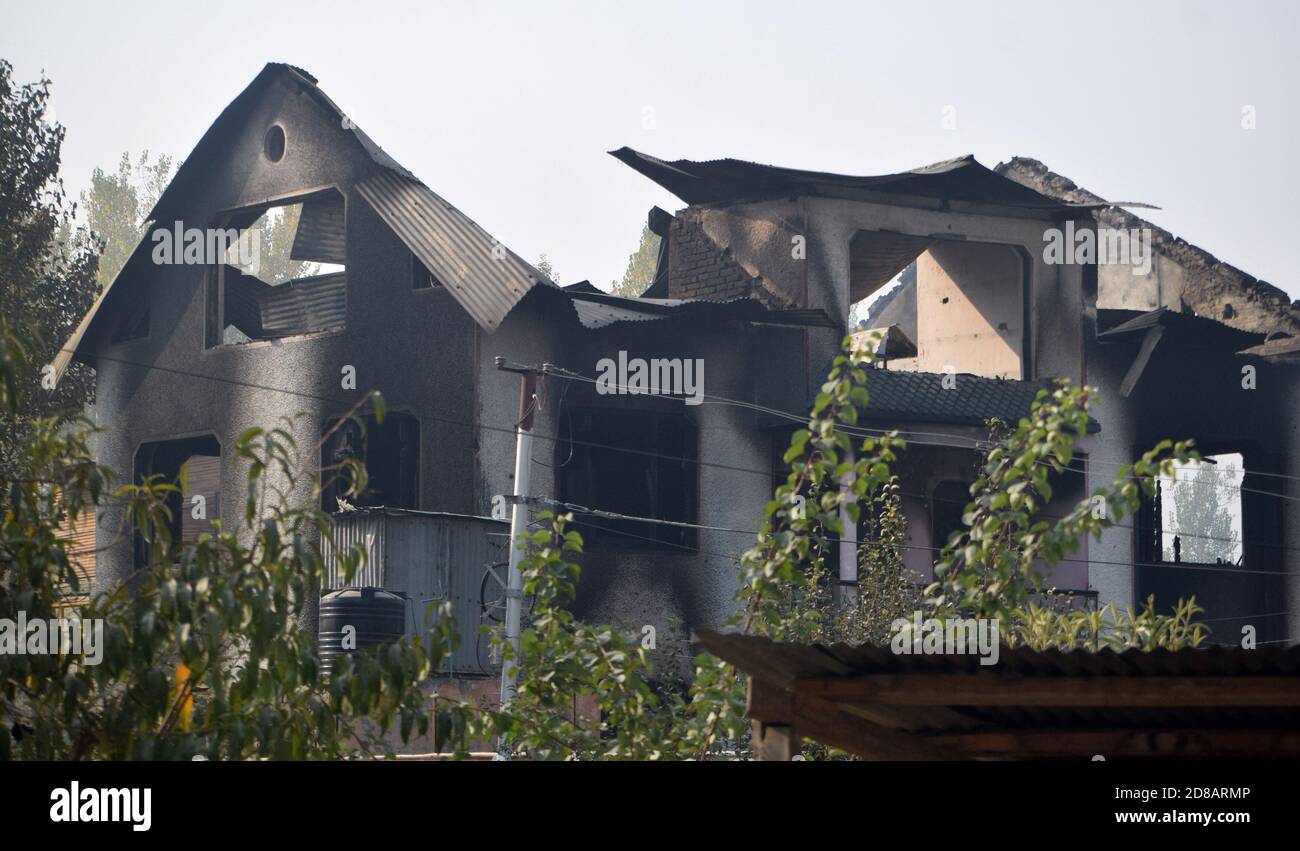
<box><xmin>1151</xmin><ymin>453</ymin><xmax>1244</xmax><ymax>566</ymax></box>
<box><xmin>557</xmin><ymin>407</ymin><xmax>698</xmax><ymax>549</ymax></box>
<box><xmin>205</xmin><ymin>188</ymin><xmax>346</xmax><ymax>347</ymax></box>
<box><xmin>321</xmin><ymin>411</ymin><xmax>420</xmax><ymax>511</ymax></box>
<box><xmin>412</xmin><ymin>254</ymin><xmax>443</xmax><ymax>290</ymax></box>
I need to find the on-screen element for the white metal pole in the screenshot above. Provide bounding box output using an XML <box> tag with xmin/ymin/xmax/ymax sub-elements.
<box><xmin>497</xmin><ymin>362</ymin><xmax>538</xmax><ymax>723</ymax></box>
<box><xmin>499</xmin><ymin>424</ymin><xmax>533</xmax><ymax>707</ymax></box>
<box><xmin>838</xmin><ymin>446</ymin><xmax>858</xmax><ymax>608</ymax></box>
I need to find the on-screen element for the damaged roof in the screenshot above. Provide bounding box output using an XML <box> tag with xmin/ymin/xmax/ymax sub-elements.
<box><xmin>610</xmin><ymin>147</ymin><xmax>1108</xmax><ymax>214</ymax></box>
<box><xmin>997</xmin><ymin>156</ymin><xmax>1300</xmax><ymax>344</ymax></box>
<box><xmin>1098</xmin><ymin>307</ymin><xmax>1266</xmax><ymax>351</ymax></box>
<box><xmin>56</xmin><ymin>63</ymin><xmax>551</xmax><ymax>377</ymax></box>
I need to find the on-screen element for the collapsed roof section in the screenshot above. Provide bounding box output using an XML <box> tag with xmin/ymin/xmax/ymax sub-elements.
<box><xmin>56</xmin><ymin>63</ymin><xmax>552</xmax><ymax>377</ymax></box>
<box><xmin>1098</xmin><ymin>307</ymin><xmax>1266</xmax><ymax>351</ymax></box>
<box><xmin>1098</xmin><ymin>307</ymin><xmax>1267</xmax><ymax>398</ymax></box>
<box><xmin>997</xmin><ymin>156</ymin><xmax>1300</xmax><ymax>346</ymax></box>
<box><xmin>610</xmin><ymin>147</ymin><xmax>1106</xmax><ymax>215</ymax></box>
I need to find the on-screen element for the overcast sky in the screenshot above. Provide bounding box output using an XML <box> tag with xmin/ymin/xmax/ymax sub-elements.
<box><xmin>3</xmin><ymin>0</ymin><xmax>1296</xmax><ymax>297</ymax></box>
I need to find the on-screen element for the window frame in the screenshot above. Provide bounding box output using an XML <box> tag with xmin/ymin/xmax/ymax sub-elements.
<box><xmin>204</xmin><ymin>185</ymin><xmax>348</xmax><ymax>350</ymax></box>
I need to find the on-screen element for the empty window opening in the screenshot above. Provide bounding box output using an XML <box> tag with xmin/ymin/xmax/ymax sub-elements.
<box><xmin>321</xmin><ymin>411</ymin><xmax>419</xmax><ymax>510</ymax></box>
<box><xmin>1155</xmin><ymin>453</ymin><xmax>1244</xmax><ymax>565</ymax></box>
<box><xmin>931</xmin><ymin>480</ymin><xmax>972</xmax><ymax>553</ymax></box>
<box><xmin>1137</xmin><ymin>451</ymin><xmax>1283</xmax><ymax>645</ymax></box>
<box><xmin>559</xmin><ymin>408</ymin><xmax>697</xmax><ymax>548</ymax></box>
<box><xmin>207</xmin><ymin>189</ymin><xmax>346</xmax><ymax>346</ymax></box>
<box><xmin>412</xmin><ymin>254</ymin><xmax>443</xmax><ymax>290</ymax></box>
<box><xmin>851</xmin><ymin>260</ymin><xmax>917</xmax><ymax>340</ymax></box>
<box><xmin>133</xmin><ymin>435</ymin><xmax>221</xmax><ymax>569</ymax></box>
<box><xmin>110</xmin><ymin>303</ymin><xmax>150</xmax><ymax>344</ymax></box>
<box><xmin>263</xmin><ymin>125</ymin><xmax>286</xmax><ymax>163</ymax></box>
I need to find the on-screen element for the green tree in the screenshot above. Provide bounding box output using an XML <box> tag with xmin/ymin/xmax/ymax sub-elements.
<box><xmin>535</xmin><ymin>253</ymin><xmax>558</xmax><ymax>284</ymax></box>
<box><xmin>1162</xmin><ymin>457</ymin><xmax>1241</xmax><ymax>564</ymax></box>
<box><xmin>0</xmin><ymin>60</ymin><xmax>99</xmax><ymax>491</ymax></box>
<box><xmin>78</xmin><ymin>150</ymin><xmax>173</xmax><ymax>288</ymax></box>
<box><xmin>609</xmin><ymin>224</ymin><xmax>659</xmax><ymax>297</ymax></box>
<box><xmin>252</xmin><ymin>203</ymin><xmax>317</xmax><ymax>284</ymax></box>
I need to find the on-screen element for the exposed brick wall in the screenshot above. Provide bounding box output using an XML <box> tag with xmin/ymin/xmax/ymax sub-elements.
<box><xmin>668</xmin><ymin>210</ymin><xmax>749</xmax><ymax>300</ymax></box>
<box><xmin>667</xmin><ymin>209</ymin><xmax>792</xmax><ymax>308</ymax></box>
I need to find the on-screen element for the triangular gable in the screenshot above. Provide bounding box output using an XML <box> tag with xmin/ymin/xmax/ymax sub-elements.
<box><xmin>56</xmin><ymin>63</ymin><xmax>550</xmax><ymax>377</ymax></box>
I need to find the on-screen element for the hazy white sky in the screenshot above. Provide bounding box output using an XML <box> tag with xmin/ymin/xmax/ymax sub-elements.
<box><xmin>3</xmin><ymin>0</ymin><xmax>1297</xmax><ymax>296</ymax></box>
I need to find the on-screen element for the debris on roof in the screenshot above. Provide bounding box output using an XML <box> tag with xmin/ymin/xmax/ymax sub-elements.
<box><xmin>356</xmin><ymin>171</ymin><xmax>550</xmax><ymax>331</ymax></box>
<box><xmin>997</xmin><ymin>156</ymin><xmax>1300</xmax><ymax>344</ymax></box>
<box><xmin>851</xmin><ymin>325</ymin><xmax>917</xmax><ymax>360</ymax></box>
<box><xmin>1098</xmin><ymin>307</ymin><xmax>1266</xmax><ymax>351</ymax></box>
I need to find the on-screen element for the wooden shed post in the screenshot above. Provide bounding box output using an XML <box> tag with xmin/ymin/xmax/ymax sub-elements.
<box><xmin>748</xmin><ymin>678</ymin><xmax>800</xmax><ymax>760</ymax></box>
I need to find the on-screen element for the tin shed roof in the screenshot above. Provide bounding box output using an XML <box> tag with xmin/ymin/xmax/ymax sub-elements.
<box><xmin>698</xmin><ymin>629</ymin><xmax>1300</xmax><ymax>760</ymax></box>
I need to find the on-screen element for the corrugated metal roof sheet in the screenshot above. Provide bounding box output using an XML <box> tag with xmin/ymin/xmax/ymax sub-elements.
<box><xmin>291</xmin><ymin>194</ymin><xmax>346</xmax><ymax>264</ymax></box>
<box><xmin>559</xmin><ymin>289</ymin><xmax>837</xmax><ymax>329</ymax></box>
<box><xmin>610</xmin><ymin>147</ymin><xmax>1086</xmax><ymax>212</ymax></box>
<box><xmin>356</xmin><ymin>171</ymin><xmax>551</xmax><ymax>331</ymax></box>
<box><xmin>698</xmin><ymin>630</ymin><xmax>1300</xmax><ymax>750</ymax></box>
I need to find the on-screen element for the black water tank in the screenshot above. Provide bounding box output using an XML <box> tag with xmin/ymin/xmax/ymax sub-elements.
<box><xmin>318</xmin><ymin>587</ymin><xmax>407</xmax><ymax>676</ymax></box>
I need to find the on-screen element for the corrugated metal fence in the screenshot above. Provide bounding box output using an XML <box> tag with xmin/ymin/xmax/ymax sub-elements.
<box><xmin>323</xmin><ymin>508</ymin><xmax>509</xmax><ymax>676</ymax></box>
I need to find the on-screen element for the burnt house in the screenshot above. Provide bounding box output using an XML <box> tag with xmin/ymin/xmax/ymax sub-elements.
<box><xmin>58</xmin><ymin>63</ymin><xmax>1298</xmax><ymax>664</ymax></box>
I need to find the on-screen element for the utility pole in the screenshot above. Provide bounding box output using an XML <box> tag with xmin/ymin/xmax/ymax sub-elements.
<box><xmin>837</xmin><ymin>445</ymin><xmax>858</xmax><ymax>608</ymax></box>
<box><xmin>495</xmin><ymin>357</ymin><xmax>544</xmax><ymax>723</ymax></box>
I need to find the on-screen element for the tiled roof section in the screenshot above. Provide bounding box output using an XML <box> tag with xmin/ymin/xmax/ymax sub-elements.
<box><xmin>861</xmin><ymin>368</ymin><xmax>1101</xmax><ymax>433</ymax></box>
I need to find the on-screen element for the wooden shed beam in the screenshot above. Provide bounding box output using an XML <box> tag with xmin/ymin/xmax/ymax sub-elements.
<box><xmin>800</xmin><ymin>674</ymin><xmax>1300</xmax><ymax>707</ymax></box>
<box><xmin>929</xmin><ymin>728</ymin><xmax>1300</xmax><ymax>759</ymax></box>
<box><xmin>748</xmin><ymin>678</ymin><xmax>957</xmax><ymax>760</ymax></box>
